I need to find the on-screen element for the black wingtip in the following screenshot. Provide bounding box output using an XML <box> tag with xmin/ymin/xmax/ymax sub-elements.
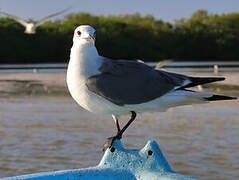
<box><xmin>183</xmin><ymin>77</ymin><xmax>225</xmax><ymax>89</ymax></box>
<box><xmin>204</xmin><ymin>95</ymin><xmax>237</xmax><ymax>101</ymax></box>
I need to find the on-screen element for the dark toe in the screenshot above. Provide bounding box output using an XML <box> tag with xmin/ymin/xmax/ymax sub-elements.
<box><xmin>102</xmin><ymin>134</ymin><xmax>122</xmax><ymax>152</ymax></box>
<box><xmin>103</xmin><ymin>137</ymin><xmax>115</xmax><ymax>152</ymax></box>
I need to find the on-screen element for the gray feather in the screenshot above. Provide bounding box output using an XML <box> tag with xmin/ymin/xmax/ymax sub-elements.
<box><xmin>86</xmin><ymin>58</ymin><xmax>189</xmax><ymax>106</ymax></box>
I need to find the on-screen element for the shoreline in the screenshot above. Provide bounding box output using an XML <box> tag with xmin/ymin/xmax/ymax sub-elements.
<box><xmin>0</xmin><ymin>71</ymin><xmax>238</xmax><ymax>97</ymax></box>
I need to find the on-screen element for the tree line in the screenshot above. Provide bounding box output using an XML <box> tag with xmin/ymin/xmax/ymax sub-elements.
<box><xmin>0</xmin><ymin>10</ymin><xmax>238</xmax><ymax>64</ymax></box>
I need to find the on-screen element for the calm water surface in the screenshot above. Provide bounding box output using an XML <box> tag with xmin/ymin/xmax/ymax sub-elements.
<box><xmin>0</xmin><ymin>95</ymin><xmax>238</xmax><ymax>180</ymax></box>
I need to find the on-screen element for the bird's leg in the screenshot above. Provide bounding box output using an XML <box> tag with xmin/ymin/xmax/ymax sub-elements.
<box><xmin>112</xmin><ymin>114</ymin><xmax>121</xmax><ymax>133</ymax></box>
<box><xmin>117</xmin><ymin>111</ymin><xmax>136</xmax><ymax>138</ymax></box>
<box><xmin>103</xmin><ymin>111</ymin><xmax>137</xmax><ymax>151</ymax></box>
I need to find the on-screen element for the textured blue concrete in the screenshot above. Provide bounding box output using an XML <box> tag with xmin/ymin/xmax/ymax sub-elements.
<box><xmin>1</xmin><ymin>140</ymin><xmax>197</xmax><ymax>180</ymax></box>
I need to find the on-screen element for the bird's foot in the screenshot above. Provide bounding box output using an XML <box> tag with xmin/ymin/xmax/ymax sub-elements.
<box><xmin>103</xmin><ymin>133</ymin><xmax>122</xmax><ymax>152</ymax></box>
<box><xmin>103</xmin><ymin>112</ymin><xmax>137</xmax><ymax>152</ymax></box>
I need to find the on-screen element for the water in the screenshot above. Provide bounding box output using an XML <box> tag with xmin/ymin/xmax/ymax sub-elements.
<box><xmin>0</xmin><ymin>95</ymin><xmax>238</xmax><ymax>180</ymax></box>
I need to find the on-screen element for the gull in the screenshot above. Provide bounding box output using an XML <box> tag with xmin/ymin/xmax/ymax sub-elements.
<box><xmin>67</xmin><ymin>25</ymin><xmax>236</xmax><ymax>150</ymax></box>
<box><xmin>0</xmin><ymin>8</ymin><xmax>70</xmax><ymax>34</ymax></box>
<box><xmin>155</xmin><ymin>59</ymin><xmax>173</xmax><ymax>70</ymax></box>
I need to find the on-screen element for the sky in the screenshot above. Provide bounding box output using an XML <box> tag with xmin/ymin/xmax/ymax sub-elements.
<box><xmin>0</xmin><ymin>0</ymin><xmax>239</xmax><ymax>22</ymax></box>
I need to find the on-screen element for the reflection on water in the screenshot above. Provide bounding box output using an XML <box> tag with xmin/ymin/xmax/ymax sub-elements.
<box><xmin>0</xmin><ymin>95</ymin><xmax>238</xmax><ymax>180</ymax></box>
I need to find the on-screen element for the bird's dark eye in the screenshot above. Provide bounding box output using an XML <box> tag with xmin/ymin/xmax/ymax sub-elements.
<box><xmin>77</xmin><ymin>31</ymin><xmax>81</xmax><ymax>36</ymax></box>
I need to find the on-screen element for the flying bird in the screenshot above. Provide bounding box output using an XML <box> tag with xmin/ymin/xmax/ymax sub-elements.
<box><xmin>67</xmin><ymin>25</ymin><xmax>236</xmax><ymax>151</ymax></box>
<box><xmin>155</xmin><ymin>59</ymin><xmax>173</xmax><ymax>70</ymax></box>
<box><xmin>0</xmin><ymin>7</ymin><xmax>70</xmax><ymax>34</ymax></box>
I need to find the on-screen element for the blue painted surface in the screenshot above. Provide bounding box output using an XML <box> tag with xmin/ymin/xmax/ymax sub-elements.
<box><xmin>1</xmin><ymin>140</ymin><xmax>197</xmax><ymax>180</ymax></box>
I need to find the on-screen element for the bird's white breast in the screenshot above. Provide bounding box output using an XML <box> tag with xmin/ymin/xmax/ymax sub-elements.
<box><xmin>67</xmin><ymin>44</ymin><xmax>125</xmax><ymax>114</ymax></box>
<box><xmin>25</xmin><ymin>23</ymin><xmax>35</xmax><ymax>34</ymax></box>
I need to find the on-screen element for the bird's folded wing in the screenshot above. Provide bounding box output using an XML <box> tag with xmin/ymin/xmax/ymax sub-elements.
<box><xmin>0</xmin><ymin>11</ymin><xmax>28</xmax><ymax>26</ymax></box>
<box><xmin>86</xmin><ymin>58</ymin><xmax>189</xmax><ymax>106</ymax></box>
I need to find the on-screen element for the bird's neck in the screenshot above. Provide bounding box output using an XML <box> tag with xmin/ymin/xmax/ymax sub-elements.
<box><xmin>68</xmin><ymin>42</ymin><xmax>102</xmax><ymax>78</ymax></box>
<box><xmin>71</xmin><ymin>41</ymin><xmax>98</xmax><ymax>56</ymax></box>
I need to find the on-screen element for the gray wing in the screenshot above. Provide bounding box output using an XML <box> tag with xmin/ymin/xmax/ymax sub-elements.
<box><xmin>86</xmin><ymin>58</ymin><xmax>189</xmax><ymax>106</ymax></box>
<box><xmin>35</xmin><ymin>7</ymin><xmax>71</xmax><ymax>27</ymax></box>
<box><xmin>0</xmin><ymin>11</ymin><xmax>28</xmax><ymax>26</ymax></box>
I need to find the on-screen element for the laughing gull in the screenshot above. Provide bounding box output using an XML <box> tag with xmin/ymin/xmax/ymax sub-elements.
<box><xmin>0</xmin><ymin>7</ymin><xmax>70</xmax><ymax>34</ymax></box>
<box><xmin>67</xmin><ymin>25</ymin><xmax>236</xmax><ymax>150</ymax></box>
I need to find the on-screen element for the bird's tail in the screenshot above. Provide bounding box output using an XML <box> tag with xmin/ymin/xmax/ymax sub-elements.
<box><xmin>204</xmin><ymin>94</ymin><xmax>237</xmax><ymax>101</ymax></box>
<box><xmin>178</xmin><ymin>76</ymin><xmax>237</xmax><ymax>101</ymax></box>
<box><xmin>154</xmin><ymin>89</ymin><xmax>236</xmax><ymax>112</ymax></box>
<box><xmin>180</xmin><ymin>89</ymin><xmax>237</xmax><ymax>102</ymax></box>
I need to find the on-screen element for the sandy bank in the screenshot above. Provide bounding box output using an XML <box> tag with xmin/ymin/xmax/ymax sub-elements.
<box><xmin>0</xmin><ymin>71</ymin><xmax>238</xmax><ymax>97</ymax></box>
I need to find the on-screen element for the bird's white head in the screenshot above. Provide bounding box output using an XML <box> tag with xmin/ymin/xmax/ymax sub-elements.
<box><xmin>73</xmin><ymin>25</ymin><xmax>96</xmax><ymax>45</ymax></box>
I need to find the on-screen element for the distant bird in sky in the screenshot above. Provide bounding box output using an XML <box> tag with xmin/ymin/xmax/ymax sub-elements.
<box><xmin>0</xmin><ymin>7</ymin><xmax>70</xmax><ymax>34</ymax></box>
<box><xmin>67</xmin><ymin>25</ymin><xmax>237</xmax><ymax>151</ymax></box>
